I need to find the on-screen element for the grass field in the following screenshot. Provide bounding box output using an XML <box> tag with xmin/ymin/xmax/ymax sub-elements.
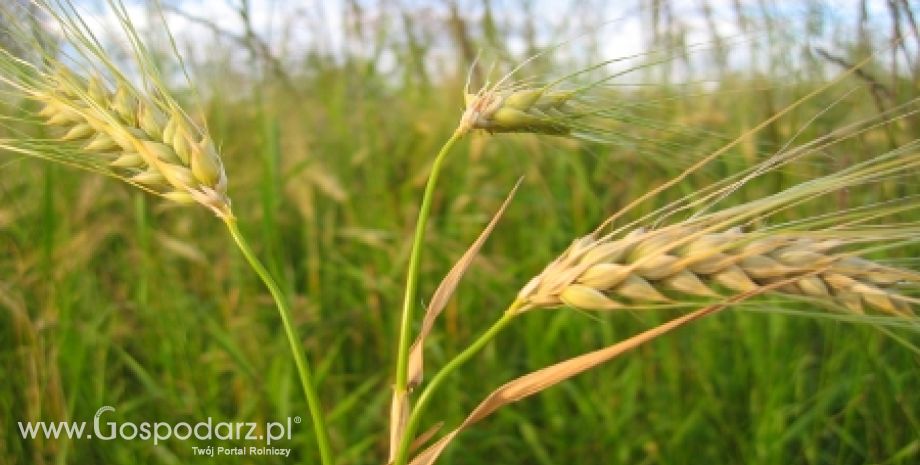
<box><xmin>1</xmin><ymin>1</ymin><xmax>919</xmax><ymax>464</ymax></box>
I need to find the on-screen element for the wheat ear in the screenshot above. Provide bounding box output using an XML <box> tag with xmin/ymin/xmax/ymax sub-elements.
<box><xmin>518</xmin><ymin>225</ymin><xmax>918</xmax><ymax>315</ymax></box>
<box><xmin>458</xmin><ymin>84</ymin><xmax>575</xmax><ymax>136</ymax></box>
<box><xmin>30</xmin><ymin>67</ymin><xmax>231</xmax><ymax>218</ymax></box>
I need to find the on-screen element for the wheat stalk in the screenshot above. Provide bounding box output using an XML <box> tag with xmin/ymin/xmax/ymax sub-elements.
<box><xmin>517</xmin><ymin>224</ymin><xmax>918</xmax><ymax>315</ymax></box>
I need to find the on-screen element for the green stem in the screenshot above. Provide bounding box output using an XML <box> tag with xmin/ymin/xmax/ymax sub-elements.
<box><xmin>225</xmin><ymin>218</ymin><xmax>334</xmax><ymax>465</ymax></box>
<box><xmin>393</xmin><ymin>304</ymin><xmax>520</xmax><ymax>465</ymax></box>
<box><xmin>393</xmin><ymin>132</ymin><xmax>463</xmax><ymax>393</ymax></box>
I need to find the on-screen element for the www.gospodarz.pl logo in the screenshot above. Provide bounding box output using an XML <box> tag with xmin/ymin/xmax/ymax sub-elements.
<box><xmin>18</xmin><ymin>405</ymin><xmax>300</xmax><ymax>456</ymax></box>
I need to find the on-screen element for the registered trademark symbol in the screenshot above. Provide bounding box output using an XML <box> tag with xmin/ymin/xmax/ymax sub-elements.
<box><xmin>294</xmin><ymin>416</ymin><xmax>301</xmax><ymax>424</ymax></box>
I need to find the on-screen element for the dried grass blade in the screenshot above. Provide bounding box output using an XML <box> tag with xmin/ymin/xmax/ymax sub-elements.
<box><xmin>407</xmin><ymin>178</ymin><xmax>523</xmax><ymax>389</ymax></box>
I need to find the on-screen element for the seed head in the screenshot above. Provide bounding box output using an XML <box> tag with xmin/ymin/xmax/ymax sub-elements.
<box><xmin>457</xmin><ymin>85</ymin><xmax>575</xmax><ymax>136</ymax></box>
<box><xmin>33</xmin><ymin>67</ymin><xmax>231</xmax><ymax>218</ymax></box>
<box><xmin>517</xmin><ymin>226</ymin><xmax>917</xmax><ymax>316</ymax></box>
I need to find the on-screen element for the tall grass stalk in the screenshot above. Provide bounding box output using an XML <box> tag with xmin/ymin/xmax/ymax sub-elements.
<box><xmin>225</xmin><ymin>218</ymin><xmax>333</xmax><ymax>465</ymax></box>
<box><xmin>390</xmin><ymin>131</ymin><xmax>462</xmax><ymax>455</ymax></box>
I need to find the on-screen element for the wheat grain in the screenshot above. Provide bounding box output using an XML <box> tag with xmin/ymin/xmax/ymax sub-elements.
<box><xmin>517</xmin><ymin>225</ymin><xmax>918</xmax><ymax>315</ymax></box>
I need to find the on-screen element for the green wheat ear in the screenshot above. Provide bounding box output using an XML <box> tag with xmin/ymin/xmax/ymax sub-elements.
<box><xmin>459</xmin><ymin>85</ymin><xmax>575</xmax><ymax>135</ymax></box>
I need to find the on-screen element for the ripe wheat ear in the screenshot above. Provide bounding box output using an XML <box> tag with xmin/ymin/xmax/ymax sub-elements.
<box><xmin>518</xmin><ymin>224</ymin><xmax>918</xmax><ymax>316</ymax></box>
<box><xmin>30</xmin><ymin>67</ymin><xmax>231</xmax><ymax>218</ymax></box>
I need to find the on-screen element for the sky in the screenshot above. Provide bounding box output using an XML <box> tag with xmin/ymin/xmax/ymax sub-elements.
<box><xmin>61</xmin><ymin>0</ymin><xmax>911</xmax><ymax>83</ymax></box>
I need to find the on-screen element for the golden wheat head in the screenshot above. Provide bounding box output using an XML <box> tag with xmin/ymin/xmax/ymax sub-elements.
<box><xmin>34</xmin><ymin>67</ymin><xmax>231</xmax><ymax>217</ymax></box>
<box><xmin>517</xmin><ymin>225</ymin><xmax>918</xmax><ymax>316</ymax></box>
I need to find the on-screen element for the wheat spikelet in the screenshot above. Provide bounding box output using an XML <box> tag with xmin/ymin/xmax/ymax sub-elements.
<box><xmin>31</xmin><ymin>67</ymin><xmax>231</xmax><ymax>218</ymax></box>
<box><xmin>517</xmin><ymin>225</ymin><xmax>918</xmax><ymax>316</ymax></box>
<box><xmin>458</xmin><ymin>82</ymin><xmax>575</xmax><ymax>136</ymax></box>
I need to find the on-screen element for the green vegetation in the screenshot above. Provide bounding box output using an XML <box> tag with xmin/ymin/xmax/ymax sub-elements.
<box><xmin>1</xmin><ymin>1</ymin><xmax>919</xmax><ymax>465</ymax></box>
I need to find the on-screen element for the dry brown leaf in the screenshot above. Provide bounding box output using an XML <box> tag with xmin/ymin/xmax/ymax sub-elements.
<box><xmin>407</xmin><ymin>178</ymin><xmax>523</xmax><ymax>389</ymax></box>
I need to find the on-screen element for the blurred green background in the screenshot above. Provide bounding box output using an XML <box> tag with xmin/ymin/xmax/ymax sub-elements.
<box><xmin>1</xmin><ymin>1</ymin><xmax>919</xmax><ymax>464</ymax></box>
